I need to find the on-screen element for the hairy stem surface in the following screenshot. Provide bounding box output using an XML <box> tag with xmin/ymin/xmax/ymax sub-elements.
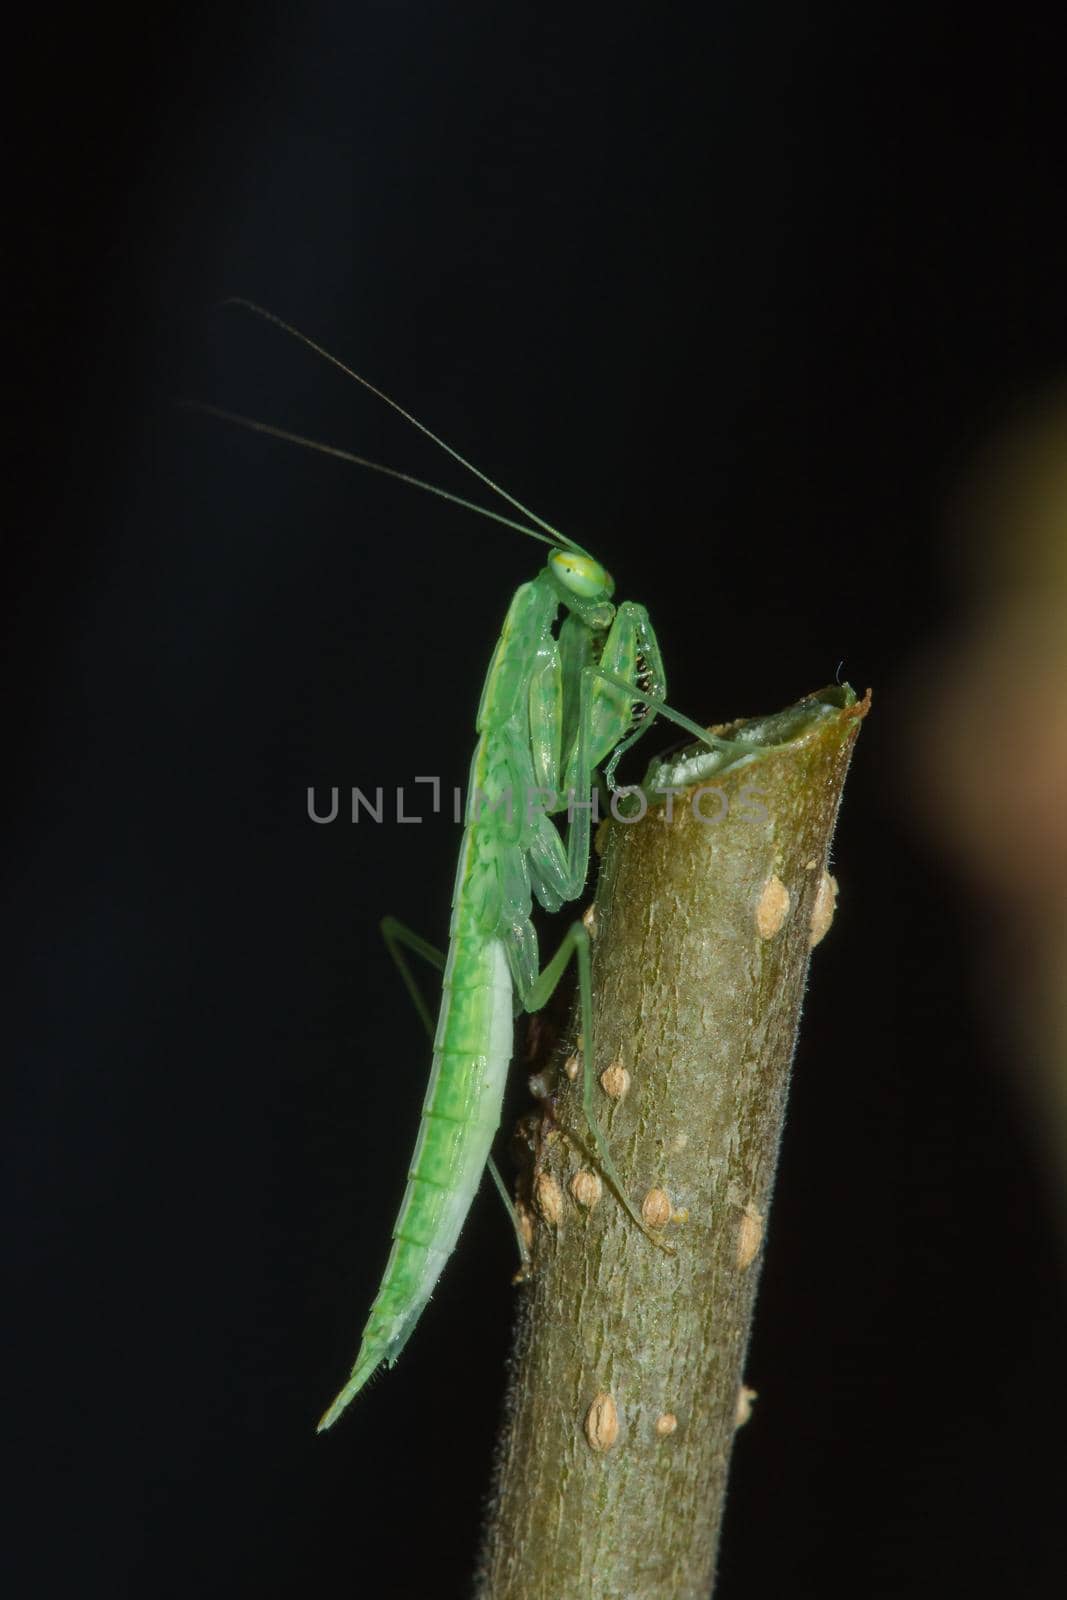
<box><xmin>477</xmin><ymin>685</ymin><xmax>868</xmax><ymax>1600</ymax></box>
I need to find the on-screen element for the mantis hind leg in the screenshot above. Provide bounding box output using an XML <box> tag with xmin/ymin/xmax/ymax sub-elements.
<box><xmin>380</xmin><ymin>915</ymin><xmax>443</xmax><ymax>1035</ymax></box>
<box><xmin>379</xmin><ymin>916</ymin><xmax>531</xmax><ymax>1271</ymax></box>
<box><xmin>521</xmin><ymin>919</ymin><xmax>675</xmax><ymax>1256</ymax></box>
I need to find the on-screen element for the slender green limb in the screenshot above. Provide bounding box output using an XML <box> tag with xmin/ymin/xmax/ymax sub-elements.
<box><xmin>489</xmin><ymin>1170</ymin><xmax>532</xmax><ymax>1274</ymax></box>
<box><xmin>380</xmin><ymin>914</ymin><xmax>444</xmax><ymax>1036</ymax></box>
<box><xmin>589</xmin><ymin>665</ymin><xmax>733</xmax><ymax>788</ymax></box>
<box><xmin>522</xmin><ymin>921</ymin><xmax>675</xmax><ymax>1255</ymax></box>
<box><xmin>486</xmin><ymin>1159</ymin><xmax>531</xmax><ymax>1276</ymax></box>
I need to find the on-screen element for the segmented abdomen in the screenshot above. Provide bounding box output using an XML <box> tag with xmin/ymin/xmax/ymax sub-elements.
<box><xmin>355</xmin><ymin>931</ymin><xmax>512</xmax><ymax>1365</ymax></box>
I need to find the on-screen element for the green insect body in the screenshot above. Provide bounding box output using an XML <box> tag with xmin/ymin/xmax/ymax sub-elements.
<box><xmin>204</xmin><ymin>302</ymin><xmax>722</xmax><ymax>1433</ymax></box>
<box><xmin>317</xmin><ymin>555</ymin><xmax>669</xmax><ymax>1430</ymax></box>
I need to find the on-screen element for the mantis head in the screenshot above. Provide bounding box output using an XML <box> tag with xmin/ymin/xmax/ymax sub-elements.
<box><xmin>547</xmin><ymin>548</ymin><xmax>615</xmax><ymax>629</ymax></box>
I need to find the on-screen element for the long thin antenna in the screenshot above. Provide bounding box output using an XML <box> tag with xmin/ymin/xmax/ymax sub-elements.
<box><xmin>224</xmin><ymin>298</ymin><xmax>586</xmax><ymax>554</ymax></box>
<box><xmin>183</xmin><ymin>402</ymin><xmax>565</xmax><ymax>549</ymax></box>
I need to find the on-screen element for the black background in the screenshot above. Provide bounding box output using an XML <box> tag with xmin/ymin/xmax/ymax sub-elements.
<box><xmin>9</xmin><ymin>6</ymin><xmax>1067</xmax><ymax>1597</ymax></box>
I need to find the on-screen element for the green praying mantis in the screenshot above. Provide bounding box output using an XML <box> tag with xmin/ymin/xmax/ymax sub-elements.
<box><xmin>205</xmin><ymin>305</ymin><xmax>739</xmax><ymax>1430</ymax></box>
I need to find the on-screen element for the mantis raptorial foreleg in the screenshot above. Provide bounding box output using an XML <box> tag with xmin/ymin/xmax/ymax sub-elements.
<box><xmin>380</xmin><ymin>915</ymin><xmax>532</xmax><ymax>1270</ymax></box>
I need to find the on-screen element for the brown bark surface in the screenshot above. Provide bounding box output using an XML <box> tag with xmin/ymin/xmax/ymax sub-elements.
<box><xmin>476</xmin><ymin>685</ymin><xmax>868</xmax><ymax>1600</ymax></box>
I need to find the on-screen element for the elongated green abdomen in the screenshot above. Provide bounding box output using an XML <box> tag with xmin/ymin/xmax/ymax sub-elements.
<box><xmin>316</xmin><ymin>925</ymin><xmax>512</xmax><ymax>1429</ymax></box>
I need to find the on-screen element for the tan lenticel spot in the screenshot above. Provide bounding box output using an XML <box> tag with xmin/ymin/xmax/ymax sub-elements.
<box><xmin>641</xmin><ymin>1187</ymin><xmax>672</xmax><ymax>1228</ymax></box>
<box><xmin>735</xmin><ymin>1386</ymin><xmax>758</xmax><ymax>1428</ymax></box>
<box><xmin>736</xmin><ymin>1202</ymin><xmax>764</xmax><ymax>1271</ymax></box>
<box><xmin>584</xmin><ymin>1392</ymin><xmax>619</xmax><ymax>1452</ymax></box>
<box><xmin>600</xmin><ymin>1061</ymin><xmax>631</xmax><ymax>1099</ymax></box>
<box><xmin>755</xmin><ymin>873</ymin><xmax>791</xmax><ymax>938</ymax></box>
<box><xmin>534</xmin><ymin>1171</ymin><xmax>563</xmax><ymax>1227</ymax></box>
<box><xmin>655</xmin><ymin>1412</ymin><xmax>678</xmax><ymax>1437</ymax></box>
<box><xmin>569</xmin><ymin>1169</ymin><xmax>602</xmax><ymax>1209</ymax></box>
<box><xmin>809</xmin><ymin>870</ymin><xmax>839</xmax><ymax>947</ymax></box>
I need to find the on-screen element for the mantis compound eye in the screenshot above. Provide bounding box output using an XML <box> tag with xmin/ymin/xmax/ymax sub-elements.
<box><xmin>549</xmin><ymin>549</ymin><xmax>614</xmax><ymax>601</ymax></box>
